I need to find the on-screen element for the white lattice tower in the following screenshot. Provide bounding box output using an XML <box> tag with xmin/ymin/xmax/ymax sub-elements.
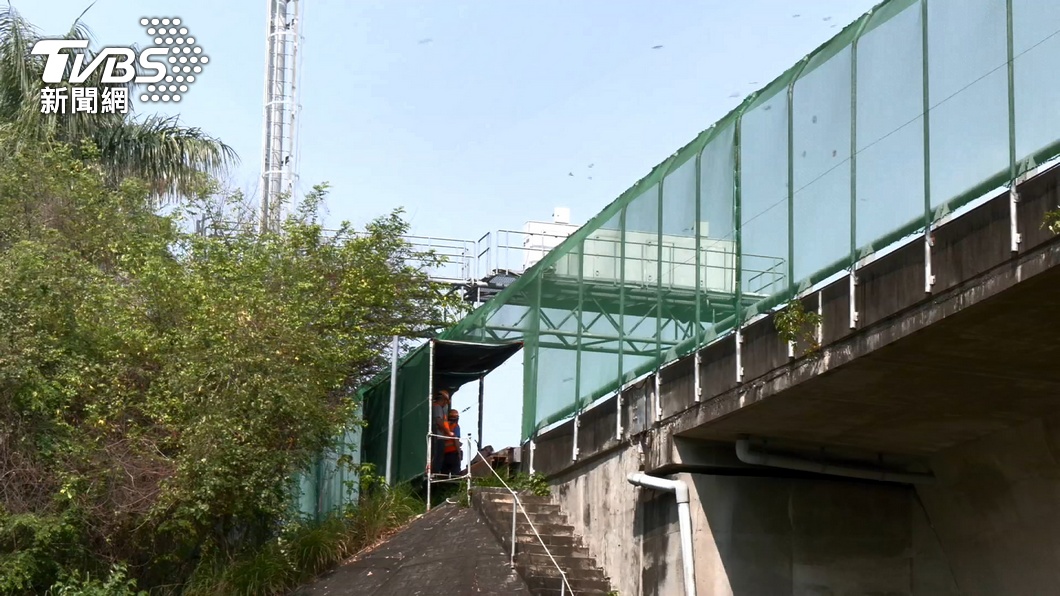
<box><xmin>260</xmin><ymin>0</ymin><xmax>301</xmax><ymax>232</ymax></box>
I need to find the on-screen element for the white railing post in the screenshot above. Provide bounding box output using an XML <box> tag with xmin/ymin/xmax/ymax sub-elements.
<box><xmin>425</xmin><ymin>432</ymin><xmax>432</xmax><ymax>511</ymax></box>
<box><xmin>465</xmin><ymin>434</ymin><xmax>472</xmax><ymax>506</ymax></box>
<box><xmin>510</xmin><ymin>494</ymin><xmax>518</xmax><ymax>568</ymax></box>
<box><xmin>385</xmin><ymin>335</ymin><xmax>399</xmax><ymax>485</ymax></box>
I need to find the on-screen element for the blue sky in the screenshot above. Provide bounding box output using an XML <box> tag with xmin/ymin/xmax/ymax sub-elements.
<box><xmin>19</xmin><ymin>0</ymin><xmax>881</xmax><ymax>455</ymax></box>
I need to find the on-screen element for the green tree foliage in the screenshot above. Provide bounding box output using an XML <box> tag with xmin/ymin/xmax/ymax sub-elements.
<box><xmin>0</xmin><ymin>133</ymin><xmax>455</xmax><ymax>593</ymax></box>
<box><xmin>0</xmin><ymin>7</ymin><xmax>235</xmax><ymax>201</ymax></box>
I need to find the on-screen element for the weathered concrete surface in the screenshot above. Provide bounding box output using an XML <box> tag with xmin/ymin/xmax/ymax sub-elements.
<box><xmin>689</xmin><ymin>474</ymin><xmax>956</xmax><ymax>596</ymax></box>
<box><xmin>549</xmin><ymin>441</ymin><xmax>957</xmax><ymax>596</ymax></box>
<box><xmin>472</xmin><ymin>487</ymin><xmax>616</xmax><ymax>594</ymax></box>
<box><xmin>917</xmin><ymin>411</ymin><xmax>1060</xmax><ymax>595</ymax></box>
<box><xmin>552</xmin><ymin>443</ymin><xmax>645</xmax><ymax>596</ymax></box>
<box><xmin>294</xmin><ymin>503</ymin><xmax>530</xmax><ymax>596</ymax></box>
<box><xmin>672</xmin><ymin>253</ymin><xmax>1060</xmax><ymax>455</ymax></box>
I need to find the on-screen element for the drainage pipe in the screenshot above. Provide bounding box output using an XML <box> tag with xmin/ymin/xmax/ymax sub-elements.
<box><xmin>735</xmin><ymin>439</ymin><xmax>935</xmax><ymax>485</ymax></box>
<box><xmin>627</xmin><ymin>473</ymin><xmax>697</xmax><ymax>596</ymax></box>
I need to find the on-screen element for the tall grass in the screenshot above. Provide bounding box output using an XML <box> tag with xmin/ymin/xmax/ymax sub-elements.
<box><xmin>181</xmin><ymin>482</ymin><xmax>424</xmax><ymax>595</ymax></box>
<box><xmin>345</xmin><ymin>482</ymin><xmax>422</xmax><ymax>549</ymax></box>
<box><xmin>285</xmin><ymin>515</ymin><xmax>347</xmax><ymax>579</ymax></box>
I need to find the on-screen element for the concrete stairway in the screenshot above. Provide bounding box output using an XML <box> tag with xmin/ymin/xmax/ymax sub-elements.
<box><xmin>472</xmin><ymin>487</ymin><xmax>614</xmax><ymax>596</ymax></box>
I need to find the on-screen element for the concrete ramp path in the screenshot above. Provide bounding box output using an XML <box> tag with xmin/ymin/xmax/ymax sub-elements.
<box><xmin>293</xmin><ymin>502</ymin><xmax>532</xmax><ymax>596</ymax></box>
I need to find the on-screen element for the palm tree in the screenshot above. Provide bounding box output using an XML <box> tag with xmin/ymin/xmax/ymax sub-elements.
<box><xmin>0</xmin><ymin>6</ymin><xmax>237</xmax><ymax>202</ymax></box>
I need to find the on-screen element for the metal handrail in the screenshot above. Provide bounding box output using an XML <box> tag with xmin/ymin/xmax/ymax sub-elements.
<box><xmin>425</xmin><ymin>432</ymin><xmax>473</xmax><ymax>510</ymax></box>
<box><xmin>471</xmin><ymin>438</ymin><xmax>572</xmax><ymax>596</ymax></box>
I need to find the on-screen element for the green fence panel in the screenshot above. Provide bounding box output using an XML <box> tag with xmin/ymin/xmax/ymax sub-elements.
<box><xmin>578</xmin><ymin>210</ymin><xmax>624</xmax><ymax>404</ymax></box>
<box><xmin>521</xmin><ymin>276</ymin><xmax>542</xmax><ymax>439</ymax></box>
<box><xmin>1014</xmin><ymin>0</ymin><xmax>1060</xmax><ymax>171</ymax></box>
<box><xmin>855</xmin><ymin>1</ymin><xmax>926</xmax><ymax>253</ymax></box>
<box><xmin>619</xmin><ymin>183</ymin><xmax>663</xmax><ymax>382</ymax></box>
<box><xmin>698</xmin><ymin>120</ymin><xmax>738</xmax><ymax>344</ymax></box>
<box><xmin>927</xmin><ymin>0</ymin><xmax>1010</xmax><ymax>213</ymax></box>
<box><xmin>739</xmin><ymin>77</ymin><xmax>793</xmax><ymax>314</ymax></box>
<box><xmin>357</xmin><ymin>345</ymin><xmax>429</xmax><ymax>486</ymax></box>
<box><xmin>360</xmin><ymin>379</ymin><xmax>389</xmax><ymax>478</ymax></box>
<box><xmin>393</xmin><ymin>346</ymin><xmax>431</xmax><ymax>483</ymax></box>
<box><xmin>793</xmin><ymin>46</ymin><xmax>854</xmax><ymax>285</ymax></box>
<box><xmin>293</xmin><ymin>406</ymin><xmax>362</xmax><ymax>521</ymax></box>
<box><xmin>660</xmin><ymin>153</ymin><xmax>700</xmax><ymax>355</ymax></box>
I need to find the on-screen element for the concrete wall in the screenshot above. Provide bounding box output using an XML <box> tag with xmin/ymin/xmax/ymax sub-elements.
<box><xmin>551</xmin><ymin>443</ymin><xmax>648</xmax><ymax>596</ymax></box>
<box><xmin>550</xmin><ymin>440</ymin><xmax>956</xmax><ymax>595</ymax></box>
<box><xmin>918</xmin><ymin>412</ymin><xmax>1060</xmax><ymax>595</ymax></box>
<box><xmin>549</xmin><ymin>402</ymin><xmax>1060</xmax><ymax>596</ymax></box>
<box><xmin>690</xmin><ymin>474</ymin><xmax>956</xmax><ymax>596</ymax></box>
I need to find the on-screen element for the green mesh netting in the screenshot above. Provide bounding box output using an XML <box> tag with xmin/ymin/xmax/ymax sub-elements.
<box><xmin>358</xmin><ymin>344</ymin><xmax>431</xmax><ymax>484</ymax></box>
<box><xmin>293</xmin><ymin>411</ymin><xmax>362</xmax><ymax>521</ymax></box>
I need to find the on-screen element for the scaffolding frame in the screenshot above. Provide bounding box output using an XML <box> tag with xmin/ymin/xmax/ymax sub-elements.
<box><xmin>366</xmin><ymin>338</ymin><xmax>522</xmax><ymax>490</ymax></box>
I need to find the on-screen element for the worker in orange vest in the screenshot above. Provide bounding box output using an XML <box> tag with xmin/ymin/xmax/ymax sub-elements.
<box><xmin>443</xmin><ymin>409</ymin><xmax>463</xmax><ymax>476</ymax></box>
<box><xmin>431</xmin><ymin>389</ymin><xmax>453</xmax><ymax>475</ymax></box>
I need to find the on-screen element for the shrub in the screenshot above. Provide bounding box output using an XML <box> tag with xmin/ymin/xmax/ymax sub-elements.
<box><xmin>46</xmin><ymin>563</ymin><xmax>146</xmax><ymax>596</ymax></box>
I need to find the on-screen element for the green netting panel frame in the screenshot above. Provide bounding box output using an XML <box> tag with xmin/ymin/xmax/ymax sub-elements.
<box><xmin>356</xmin><ymin>342</ymin><xmax>431</xmax><ymax>486</ymax></box>
<box><xmin>354</xmin><ymin>0</ymin><xmax>1060</xmax><ymax>447</ymax></box>
<box><xmin>293</xmin><ymin>406</ymin><xmax>362</xmax><ymax>521</ymax></box>
<box><xmin>391</xmin><ymin>346</ymin><xmax>432</xmax><ymax>483</ymax></box>
<box><xmin>358</xmin><ymin>339</ymin><xmax>523</xmax><ymax>485</ymax></box>
<box><xmin>294</xmin><ymin>425</ymin><xmax>362</xmax><ymax>521</ymax></box>
<box><xmin>360</xmin><ymin>376</ymin><xmax>389</xmax><ymax>479</ymax></box>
